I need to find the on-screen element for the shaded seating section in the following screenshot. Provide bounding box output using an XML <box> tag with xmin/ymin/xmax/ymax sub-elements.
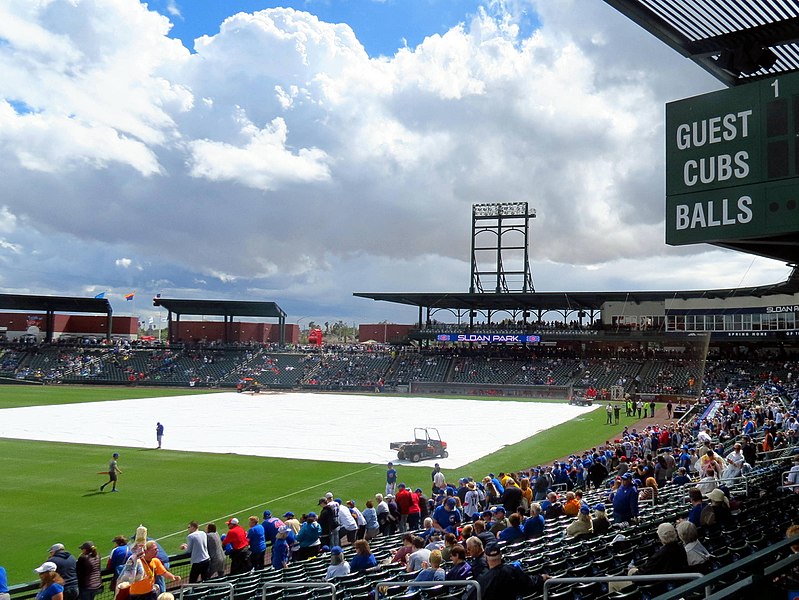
<box><xmin>302</xmin><ymin>353</ymin><xmax>395</xmax><ymax>390</ymax></box>
<box><xmin>384</xmin><ymin>353</ymin><xmax>452</xmax><ymax>386</ymax></box>
<box><xmin>574</xmin><ymin>358</ymin><xmax>644</xmax><ymax>394</ymax></box>
<box><xmin>223</xmin><ymin>353</ymin><xmax>309</xmax><ymax>387</ymax></box>
<box><xmin>451</xmin><ymin>356</ymin><xmax>523</xmax><ymax>384</ymax></box>
<box><xmin>637</xmin><ymin>359</ymin><xmax>703</xmax><ymax>395</ymax></box>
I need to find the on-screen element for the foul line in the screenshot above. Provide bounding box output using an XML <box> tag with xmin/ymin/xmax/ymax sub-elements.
<box><xmin>155</xmin><ymin>463</ymin><xmax>382</xmax><ymax>543</ymax></box>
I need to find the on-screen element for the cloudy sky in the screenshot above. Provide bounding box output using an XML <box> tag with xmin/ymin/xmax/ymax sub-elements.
<box><xmin>0</xmin><ymin>0</ymin><xmax>791</xmax><ymax>326</ymax></box>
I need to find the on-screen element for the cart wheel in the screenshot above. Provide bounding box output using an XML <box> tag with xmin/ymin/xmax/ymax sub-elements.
<box><xmin>411</xmin><ymin>453</ymin><xmax>421</xmax><ymax>463</ymax></box>
<box><xmin>397</xmin><ymin>451</ymin><xmax>405</xmax><ymax>460</ymax></box>
<box><xmin>441</xmin><ymin>451</ymin><xmax>449</xmax><ymax>458</ymax></box>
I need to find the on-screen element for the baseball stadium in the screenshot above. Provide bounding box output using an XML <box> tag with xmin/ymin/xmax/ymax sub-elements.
<box><xmin>4</xmin><ymin>2</ymin><xmax>799</xmax><ymax>600</ymax></box>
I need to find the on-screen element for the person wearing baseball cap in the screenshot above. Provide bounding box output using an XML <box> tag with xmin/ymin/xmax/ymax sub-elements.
<box><xmin>296</xmin><ymin>512</ymin><xmax>322</xmax><ymax>560</ymax></box>
<box><xmin>468</xmin><ymin>543</ymin><xmax>549</xmax><ymax>599</ymax></box>
<box><xmin>223</xmin><ymin>518</ymin><xmax>251</xmax><ymax>575</ymax></box>
<box><xmin>34</xmin><ymin>562</ymin><xmax>62</xmax><ymax>600</ymax></box>
<box><xmin>592</xmin><ymin>504</ymin><xmax>611</xmax><ymax>535</ymax></box>
<box><xmin>76</xmin><ymin>542</ymin><xmax>102</xmax><ymax>600</ymax></box>
<box><xmin>316</xmin><ymin>497</ymin><xmax>338</xmax><ymax>548</ymax></box>
<box><xmin>431</xmin><ymin>497</ymin><xmax>462</xmax><ymax>534</ymax></box>
<box><xmin>565</xmin><ymin>506</ymin><xmax>593</xmax><ymax>539</ymax></box>
<box><xmin>47</xmin><ymin>544</ymin><xmax>78</xmax><ymax>600</ymax></box>
<box><xmin>100</xmin><ymin>453</ymin><xmax>122</xmax><ymax>493</ymax></box>
<box><xmin>612</xmin><ymin>472</ymin><xmax>639</xmax><ymax>525</ymax></box>
<box><xmin>324</xmin><ymin>546</ymin><xmax>349</xmax><ymax>581</ymax></box>
<box><xmin>261</xmin><ymin>511</ymin><xmax>285</xmax><ymax>549</ymax></box>
<box><xmin>489</xmin><ymin>507</ymin><xmax>509</xmax><ymax>537</ymax></box>
<box><xmin>271</xmin><ymin>527</ymin><xmax>290</xmax><ymax>571</ymax></box>
<box><xmin>282</xmin><ymin>512</ymin><xmax>301</xmax><ymax>535</ymax></box>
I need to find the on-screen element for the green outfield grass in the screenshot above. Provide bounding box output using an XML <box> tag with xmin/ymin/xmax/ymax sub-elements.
<box><xmin>0</xmin><ymin>386</ymin><xmax>636</xmax><ymax>585</ymax></box>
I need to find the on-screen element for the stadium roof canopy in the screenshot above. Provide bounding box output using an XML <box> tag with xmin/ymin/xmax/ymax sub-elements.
<box><xmin>152</xmin><ymin>298</ymin><xmax>287</xmax><ymax>344</ymax></box>
<box><xmin>152</xmin><ymin>298</ymin><xmax>286</xmax><ymax>319</ymax></box>
<box><xmin>0</xmin><ymin>293</ymin><xmax>113</xmax><ymax>342</ymax></box>
<box><xmin>605</xmin><ymin>0</ymin><xmax>799</xmax><ymax>87</ymax></box>
<box><xmin>0</xmin><ymin>294</ymin><xmax>112</xmax><ymax>314</ymax></box>
<box><xmin>355</xmin><ymin>267</ymin><xmax>799</xmax><ymax>314</ymax></box>
<box><xmin>605</xmin><ymin>0</ymin><xmax>799</xmax><ymax>264</ymax></box>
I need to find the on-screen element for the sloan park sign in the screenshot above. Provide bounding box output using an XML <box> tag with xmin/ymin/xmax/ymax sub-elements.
<box><xmin>665</xmin><ymin>72</ymin><xmax>799</xmax><ymax>246</ymax></box>
<box><xmin>436</xmin><ymin>334</ymin><xmax>541</xmax><ymax>344</ymax></box>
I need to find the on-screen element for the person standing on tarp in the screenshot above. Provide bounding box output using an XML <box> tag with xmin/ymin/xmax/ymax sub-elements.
<box><xmin>155</xmin><ymin>423</ymin><xmax>164</xmax><ymax>449</ymax></box>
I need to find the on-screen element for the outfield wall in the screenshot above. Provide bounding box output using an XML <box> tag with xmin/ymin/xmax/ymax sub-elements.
<box><xmin>409</xmin><ymin>381</ymin><xmax>572</xmax><ymax>400</ymax></box>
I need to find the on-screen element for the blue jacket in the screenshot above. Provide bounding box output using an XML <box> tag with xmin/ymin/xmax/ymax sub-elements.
<box><xmin>271</xmin><ymin>539</ymin><xmax>289</xmax><ymax>569</ymax></box>
<box><xmin>612</xmin><ymin>484</ymin><xmax>639</xmax><ymax>523</ymax></box>
<box><xmin>296</xmin><ymin>522</ymin><xmax>321</xmax><ymax>548</ymax></box>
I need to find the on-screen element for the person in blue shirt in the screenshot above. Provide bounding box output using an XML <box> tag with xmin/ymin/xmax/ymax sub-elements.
<box><xmin>498</xmin><ymin>514</ymin><xmax>525</xmax><ymax>544</ymax></box>
<box><xmin>431</xmin><ymin>498</ymin><xmax>461</xmax><ymax>534</ymax></box>
<box><xmin>271</xmin><ymin>527</ymin><xmax>290</xmax><ymax>570</ymax></box>
<box><xmin>686</xmin><ymin>488</ymin><xmax>705</xmax><ymax>527</ymax></box>
<box><xmin>246</xmin><ymin>516</ymin><xmax>266</xmax><ymax>570</ymax></box>
<box><xmin>409</xmin><ymin>550</ymin><xmax>445</xmax><ymax>592</ymax></box>
<box><xmin>35</xmin><ymin>562</ymin><xmax>64</xmax><ymax>600</ymax></box>
<box><xmin>1</xmin><ymin>563</ymin><xmax>10</xmax><ymax>600</ymax></box>
<box><xmin>612</xmin><ymin>473</ymin><xmax>639</xmax><ymax>524</ymax></box>
<box><xmin>672</xmin><ymin>467</ymin><xmax>692</xmax><ymax>486</ymax></box>
<box><xmin>296</xmin><ymin>513</ymin><xmax>322</xmax><ymax>560</ymax></box>
<box><xmin>386</xmin><ymin>462</ymin><xmax>398</xmax><ymax>496</ymax></box>
<box><xmin>262</xmin><ymin>510</ymin><xmax>285</xmax><ymax>548</ymax></box>
<box><xmin>348</xmin><ymin>540</ymin><xmax>377</xmax><ymax>572</ymax></box>
<box><xmin>106</xmin><ymin>536</ymin><xmax>130</xmax><ymax>591</ymax></box>
<box><xmin>489</xmin><ymin>474</ymin><xmax>505</xmax><ymax>496</ymax></box>
<box><xmin>523</xmin><ymin>504</ymin><xmax>545</xmax><ymax>538</ymax></box>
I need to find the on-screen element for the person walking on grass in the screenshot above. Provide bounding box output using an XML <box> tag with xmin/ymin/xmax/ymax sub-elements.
<box><xmin>100</xmin><ymin>453</ymin><xmax>121</xmax><ymax>492</ymax></box>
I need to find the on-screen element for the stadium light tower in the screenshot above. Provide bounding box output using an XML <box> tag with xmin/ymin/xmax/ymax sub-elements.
<box><xmin>470</xmin><ymin>202</ymin><xmax>536</xmax><ymax>294</ymax></box>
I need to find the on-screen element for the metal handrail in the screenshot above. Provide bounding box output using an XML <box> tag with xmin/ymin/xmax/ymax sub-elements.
<box><xmin>782</xmin><ymin>469</ymin><xmax>799</xmax><ymax>491</ymax></box>
<box><xmin>262</xmin><ymin>581</ymin><xmax>337</xmax><ymax>599</ymax></box>
<box><xmin>542</xmin><ymin>573</ymin><xmax>705</xmax><ymax>600</ymax></box>
<box><xmin>371</xmin><ymin>578</ymin><xmax>480</xmax><ymax>600</ymax></box>
<box><xmin>180</xmin><ymin>582</ymin><xmax>234</xmax><ymax>600</ymax></box>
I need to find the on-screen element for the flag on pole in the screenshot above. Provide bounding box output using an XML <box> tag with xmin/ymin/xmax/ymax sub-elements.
<box><xmin>94</xmin><ymin>292</ymin><xmax>106</xmax><ymax>299</ymax></box>
<box><xmin>124</xmin><ymin>292</ymin><xmax>135</xmax><ymax>301</ymax></box>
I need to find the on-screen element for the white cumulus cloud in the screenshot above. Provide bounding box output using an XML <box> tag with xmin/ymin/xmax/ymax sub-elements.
<box><xmin>0</xmin><ymin>0</ymin><xmax>788</xmax><ymax>323</ymax></box>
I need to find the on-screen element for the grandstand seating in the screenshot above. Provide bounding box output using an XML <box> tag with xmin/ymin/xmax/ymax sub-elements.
<box><xmin>302</xmin><ymin>352</ymin><xmax>394</xmax><ymax>390</ymax></box>
<box><xmin>1</xmin><ymin>343</ymin><xmax>794</xmax><ymax>403</ymax></box>
<box><xmin>384</xmin><ymin>353</ymin><xmax>451</xmax><ymax>386</ymax></box>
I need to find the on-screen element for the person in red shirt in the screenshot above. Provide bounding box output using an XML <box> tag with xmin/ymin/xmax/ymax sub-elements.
<box><xmin>222</xmin><ymin>519</ymin><xmax>250</xmax><ymax>575</ymax></box>
<box><xmin>395</xmin><ymin>484</ymin><xmax>422</xmax><ymax>531</ymax></box>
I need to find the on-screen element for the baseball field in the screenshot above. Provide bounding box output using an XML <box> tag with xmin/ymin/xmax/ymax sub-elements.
<box><xmin>0</xmin><ymin>385</ymin><xmax>633</xmax><ymax>585</ymax></box>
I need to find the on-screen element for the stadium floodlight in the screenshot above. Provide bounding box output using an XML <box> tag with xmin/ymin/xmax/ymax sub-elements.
<box><xmin>473</xmin><ymin>202</ymin><xmax>535</xmax><ymax>218</ymax></box>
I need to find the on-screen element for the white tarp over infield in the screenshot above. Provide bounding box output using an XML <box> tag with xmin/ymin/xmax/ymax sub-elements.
<box><xmin>0</xmin><ymin>391</ymin><xmax>600</xmax><ymax>469</ymax></box>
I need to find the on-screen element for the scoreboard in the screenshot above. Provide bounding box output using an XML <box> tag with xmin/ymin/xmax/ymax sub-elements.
<box><xmin>666</xmin><ymin>72</ymin><xmax>799</xmax><ymax>246</ymax></box>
